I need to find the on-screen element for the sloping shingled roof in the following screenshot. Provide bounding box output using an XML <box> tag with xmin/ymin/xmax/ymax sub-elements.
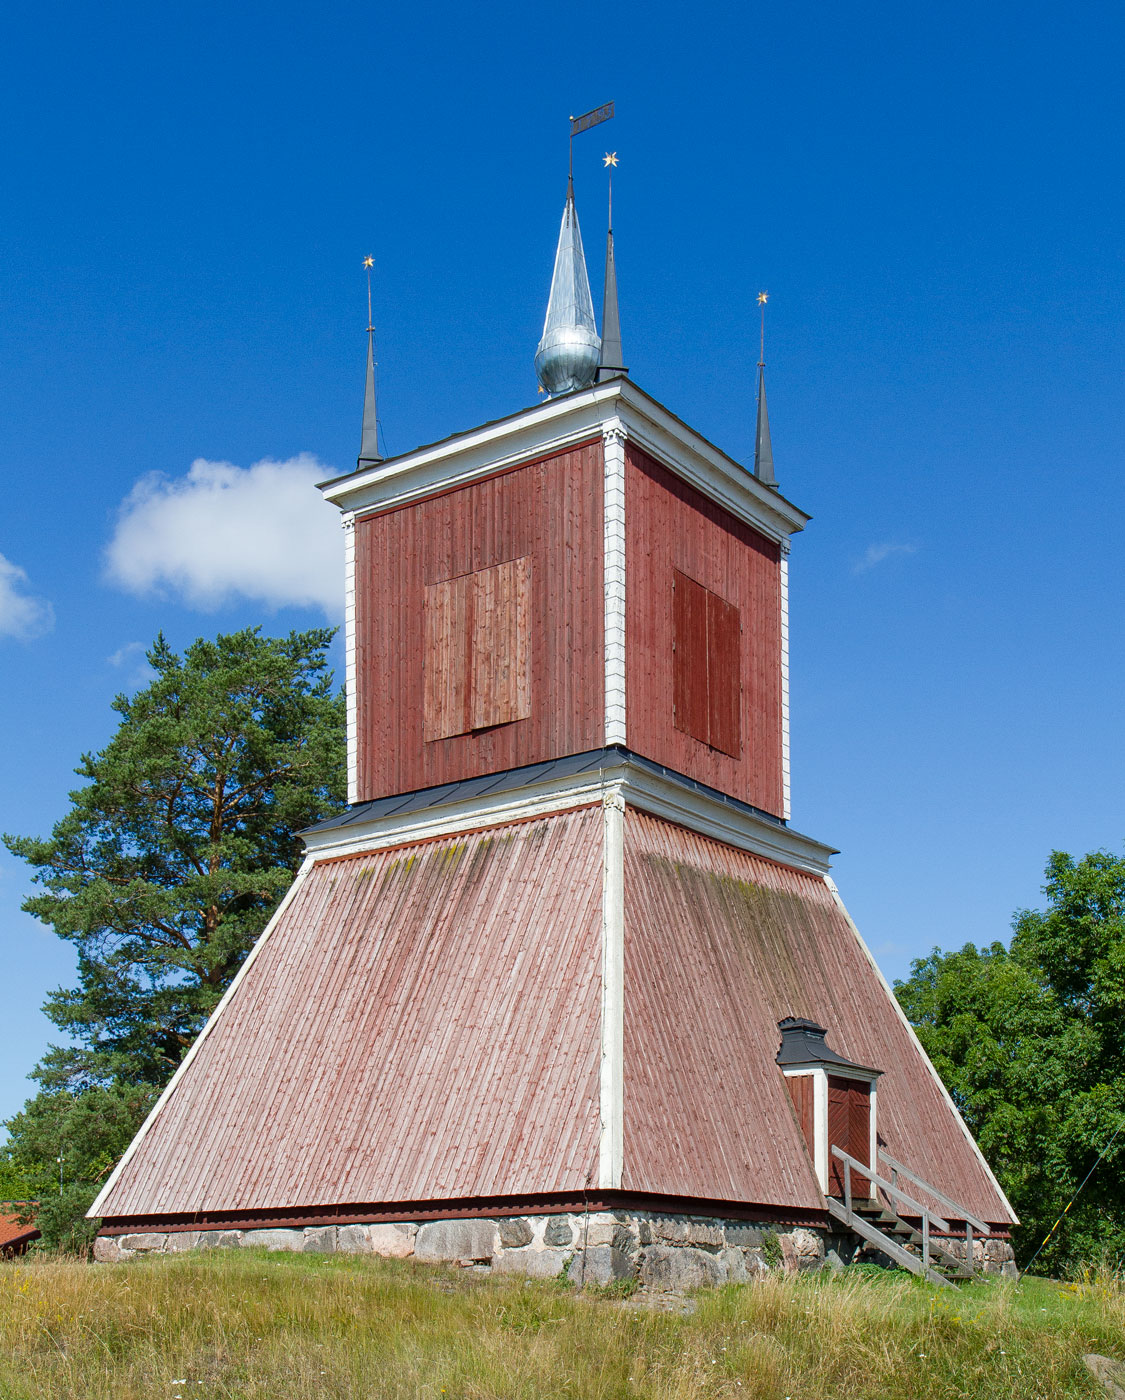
<box><xmin>0</xmin><ymin>1211</ymin><xmax>39</xmax><ymax>1253</ymax></box>
<box><xmin>97</xmin><ymin>808</ymin><xmax>605</xmax><ymax>1219</ymax></box>
<box><xmin>94</xmin><ymin>802</ymin><xmax>1014</xmax><ymax>1230</ymax></box>
<box><xmin>621</xmin><ymin>810</ymin><xmax>1015</xmax><ymax>1226</ymax></box>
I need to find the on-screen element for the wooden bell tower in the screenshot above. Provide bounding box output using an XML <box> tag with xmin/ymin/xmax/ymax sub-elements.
<box><xmin>91</xmin><ymin>172</ymin><xmax>1016</xmax><ymax>1266</ymax></box>
<box><xmin>91</xmin><ymin>376</ymin><xmax>1016</xmax><ymax>1254</ymax></box>
<box><xmin>338</xmin><ymin>381</ymin><xmax>802</xmax><ymax>819</ymax></box>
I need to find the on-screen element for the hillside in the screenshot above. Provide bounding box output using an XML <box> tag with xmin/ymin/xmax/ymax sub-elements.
<box><xmin>0</xmin><ymin>1249</ymin><xmax>1122</xmax><ymax>1399</ymax></box>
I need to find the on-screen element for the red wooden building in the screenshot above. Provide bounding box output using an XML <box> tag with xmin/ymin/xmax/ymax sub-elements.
<box><xmin>91</xmin><ymin>182</ymin><xmax>1017</xmax><ymax>1283</ymax></box>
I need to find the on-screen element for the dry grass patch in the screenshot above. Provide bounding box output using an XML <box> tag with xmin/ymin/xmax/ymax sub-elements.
<box><xmin>0</xmin><ymin>1249</ymin><xmax>1120</xmax><ymax>1398</ymax></box>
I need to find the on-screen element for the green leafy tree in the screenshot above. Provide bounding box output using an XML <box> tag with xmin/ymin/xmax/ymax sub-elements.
<box><xmin>2</xmin><ymin>627</ymin><xmax>347</xmax><ymax>1248</ymax></box>
<box><xmin>896</xmin><ymin>850</ymin><xmax>1125</xmax><ymax>1274</ymax></box>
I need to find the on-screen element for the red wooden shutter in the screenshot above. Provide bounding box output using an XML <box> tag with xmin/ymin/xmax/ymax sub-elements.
<box><xmin>470</xmin><ymin>557</ymin><xmax>532</xmax><ymax>730</ymax></box>
<box><xmin>707</xmin><ymin>590</ymin><xmax>741</xmax><ymax>758</ymax></box>
<box><xmin>424</xmin><ymin>558</ymin><xmax>532</xmax><ymax>741</ymax></box>
<box><xmin>673</xmin><ymin>570</ymin><xmax>709</xmax><ymax>744</ymax></box>
<box><xmin>423</xmin><ymin>571</ymin><xmax>473</xmax><ymax>741</ymax></box>
<box><xmin>847</xmin><ymin>1080</ymin><xmax>871</xmax><ymax>1171</ymax></box>
<box><xmin>672</xmin><ymin>570</ymin><xmax>741</xmax><ymax>757</ymax></box>
<box><xmin>827</xmin><ymin>1075</ymin><xmax>850</xmax><ymax>1195</ymax></box>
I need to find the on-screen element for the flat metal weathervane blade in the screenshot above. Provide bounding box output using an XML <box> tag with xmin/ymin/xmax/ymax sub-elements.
<box><xmin>569</xmin><ymin>101</ymin><xmax>614</xmax><ymax>137</ymax></box>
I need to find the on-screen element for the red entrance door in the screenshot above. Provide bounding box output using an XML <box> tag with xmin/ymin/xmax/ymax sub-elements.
<box><xmin>827</xmin><ymin>1075</ymin><xmax>871</xmax><ymax>1196</ymax></box>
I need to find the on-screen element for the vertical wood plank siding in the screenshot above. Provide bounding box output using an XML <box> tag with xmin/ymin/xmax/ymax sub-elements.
<box><xmin>671</xmin><ymin>571</ymin><xmax>711</xmax><ymax>748</ymax></box>
<box><xmin>621</xmin><ymin>810</ymin><xmax>1015</xmax><ymax>1225</ymax></box>
<box><xmin>827</xmin><ymin>1077</ymin><xmax>870</xmax><ymax>1194</ymax></box>
<box><xmin>423</xmin><ymin>557</ymin><xmax>532</xmax><ymax>740</ymax></box>
<box><xmin>355</xmin><ymin>443</ymin><xmax>604</xmax><ymax>800</ymax></box>
<box><xmin>96</xmin><ymin>809</ymin><xmax>604</xmax><ymax>1218</ymax></box>
<box><xmin>786</xmin><ymin>1076</ymin><xmax>815</xmax><ymax>1158</ymax></box>
<box><xmin>625</xmin><ymin>444</ymin><xmax>783</xmax><ymax>813</ymax></box>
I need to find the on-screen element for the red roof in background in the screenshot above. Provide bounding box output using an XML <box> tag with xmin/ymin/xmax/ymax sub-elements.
<box><xmin>0</xmin><ymin>1210</ymin><xmax>40</xmax><ymax>1252</ymax></box>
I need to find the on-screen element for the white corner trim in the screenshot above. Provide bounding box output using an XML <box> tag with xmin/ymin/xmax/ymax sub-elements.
<box><xmin>823</xmin><ymin>875</ymin><xmax>1019</xmax><ymax>1226</ymax></box>
<box><xmin>602</xmin><ymin>421</ymin><xmax>627</xmax><ymax>747</ymax></box>
<box><xmin>779</xmin><ymin>540</ymin><xmax>792</xmax><ymax>822</ymax></box>
<box><xmin>599</xmin><ymin>790</ymin><xmax>626</xmax><ymax>1190</ymax></box>
<box><xmin>89</xmin><ymin>857</ymin><xmax>317</xmax><ymax>1219</ymax></box>
<box><xmin>342</xmin><ymin>513</ymin><xmax>358</xmax><ymax>806</ymax></box>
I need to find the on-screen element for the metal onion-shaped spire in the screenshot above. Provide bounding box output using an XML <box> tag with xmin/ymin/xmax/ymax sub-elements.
<box><xmin>358</xmin><ymin>256</ymin><xmax>382</xmax><ymax>471</ymax></box>
<box><xmin>535</xmin><ymin>178</ymin><xmax>601</xmax><ymax>395</ymax></box>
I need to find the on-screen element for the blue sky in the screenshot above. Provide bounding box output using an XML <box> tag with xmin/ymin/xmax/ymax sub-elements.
<box><xmin>1</xmin><ymin>0</ymin><xmax>1123</xmax><ymax>1126</ymax></box>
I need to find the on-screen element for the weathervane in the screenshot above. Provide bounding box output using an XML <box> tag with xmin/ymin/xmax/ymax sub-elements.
<box><xmin>568</xmin><ymin>101</ymin><xmax>615</xmax><ymax>186</ymax></box>
<box><xmin>758</xmin><ymin>290</ymin><xmax>769</xmax><ymax>369</ymax></box>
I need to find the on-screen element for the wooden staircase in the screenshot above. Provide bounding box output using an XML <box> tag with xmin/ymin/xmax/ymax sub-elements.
<box><xmin>826</xmin><ymin>1147</ymin><xmax>991</xmax><ymax>1288</ymax></box>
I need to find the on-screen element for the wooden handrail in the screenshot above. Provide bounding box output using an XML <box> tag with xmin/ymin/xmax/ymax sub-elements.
<box><xmin>877</xmin><ymin>1149</ymin><xmax>989</xmax><ymax>1235</ymax></box>
<box><xmin>830</xmin><ymin>1146</ymin><xmax>952</xmax><ymax>1232</ymax></box>
<box><xmin>831</xmin><ymin>1144</ymin><xmax>980</xmax><ymax>1280</ymax></box>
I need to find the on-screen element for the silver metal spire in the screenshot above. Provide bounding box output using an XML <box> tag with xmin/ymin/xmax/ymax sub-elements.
<box><xmin>358</xmin><ymin>256</ymin><xmax>382</xmax><ymax>470</ymax></box>
<box><xmin>753</xmin><ymin>291</ymin><xmax>777</xmax><ymax>487</ymax></box>
<box><xmin>597</xmin><ymin>152</ymin><xmax>626</xmax><ymax>382</ymax></box>
<box><xmin>535</xmin><ymin>179</ymin><xmax>601</xmax><ymax>395</ymax></box>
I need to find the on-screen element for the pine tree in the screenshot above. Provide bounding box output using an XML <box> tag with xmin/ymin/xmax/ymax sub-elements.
<box><xmin>2</xmin><ymin>627</ymin><xmax>347</xmax><ymax>1245</ymax></box>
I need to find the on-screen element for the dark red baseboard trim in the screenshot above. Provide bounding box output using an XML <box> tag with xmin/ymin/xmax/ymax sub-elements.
<box><xmin>97</xmin><ymin>1190</ymin><xmax>830</xmax><ymax>1236</ymax></box>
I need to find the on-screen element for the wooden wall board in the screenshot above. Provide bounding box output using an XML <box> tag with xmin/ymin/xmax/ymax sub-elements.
<box><xmin>621</xmin><ymin>809</ymin><xmax>1016</xmax><ymax>1226</ymax></box>
<box><xmin>625</xmin><ymin>444</ymin><xmax>783</xmax><ymax>814</ymax></box>
<box><xmin>96</xmin><ymin>809</ymin><xmax>606</xmax><ymax>1219</ymax></box>
<box><xmin>354</xmin><ymin>442</ymin><xmax>604</xmax><ymax>799</ymax></box>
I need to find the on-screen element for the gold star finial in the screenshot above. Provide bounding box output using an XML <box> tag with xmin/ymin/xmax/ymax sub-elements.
<box><xmin>603</xmin><ymin>151</ymin><xmax>618</xmax><ymax>167</ymax></box>
<box><xmin>757</xmin><ymin>291</ymin><xmax>769</xmax><ymax>305</ymax></box>
<box><xmin>363</xmin><ymin>256</ymin><xmax>374</xmax><ymax>269</ymax></box>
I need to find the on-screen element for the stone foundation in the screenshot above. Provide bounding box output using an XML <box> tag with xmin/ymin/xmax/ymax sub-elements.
<box><xmin>94</xmin><ymin>1209</ymin><xmax>1015</xmax><ymax>1284</ymax></box>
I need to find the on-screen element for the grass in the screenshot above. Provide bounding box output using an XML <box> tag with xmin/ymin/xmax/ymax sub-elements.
<box><xmin>0</xmin><ymin>1250</ymin><xmax>1122</xmax><ymax>1399</ymax></box>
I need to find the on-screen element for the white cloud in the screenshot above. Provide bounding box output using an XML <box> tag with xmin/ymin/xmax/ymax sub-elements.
<box><xmin>104</xmin><ymin>454</ymin><xmax>343</xmax><ymax>616</ymax></box>
<box><xmin>107</xmin><ymin>640</ymin><xmax>154</xmax><ymax>689</ymax></box>
<box><xmin>107</xmin><ymin>640</ymin><xmax>145</xmax><ymax>667</ymax></box>
<box><xmin>0</xmin><ymin>553</ymin><xmax>54</xmax><ymax>640</ymax></box>
<box><xmin>853</xmin><ymin>542</ymin><xmax>918</xmax><ymax>575</ymax></box>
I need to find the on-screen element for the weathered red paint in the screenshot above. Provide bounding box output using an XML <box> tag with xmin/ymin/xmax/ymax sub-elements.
<box><xmin>625</xmin><ymin>444</ymin><xmax>783</xmax><ymax>814</ymax></box>
<box><xmin>827</xmin><ymin>1076</ymin><xmax>871</xmax><ymax>1195</ymax></box>
<box><xmin>354</xmin><ymin>441</ymin><xmax>604</xmax><ymax>801</ymax></box>
<box><xmin>786</xmin><ymin>1076</ymin><xmax>815</xmax><ymax>1161</ymax></box>
<box><xmin>621</xmin><ymin>809</ymin><xmax>1015</xmax><ymax>1226</ymax></box>
<box><xmin>95</xmin><ymin>808</ymin><xmax>605</xmax><ymax>1220</ymax></box>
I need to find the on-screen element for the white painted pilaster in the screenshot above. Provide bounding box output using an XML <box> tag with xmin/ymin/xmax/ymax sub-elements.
<box><xmin>602</xmin><ymin>421</ymin><xmax>628</xmax><ymax>747</ymax></box>
<box><xmin>598</xmin><ymin>789</ymin><xmax>626</xmax><ymax>1189</ymax></box>
<box><xmin>779</xmin><ymin>538</ymin><xmax>792</xmax><ymax>821</ymax></box>
<box><xmin>342</xmin><ymin>514</ymin><xmax>359</xmax><ymax>806</ymax></box>
<box><xmin>812</xmin><ymin>1068</ymin><xmax>829</xmax><ymax>1192</ymax></box>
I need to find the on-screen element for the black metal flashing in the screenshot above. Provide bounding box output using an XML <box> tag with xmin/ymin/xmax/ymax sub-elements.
<box><xmin>775</xmin><ymin>1017</ymin><xmax>882</xmax><ymax>1076</ymax></box>
<box><xmin>302</xmin><ymin>746</ymin><xmax>804</xmax><ymax>839</ymax></box>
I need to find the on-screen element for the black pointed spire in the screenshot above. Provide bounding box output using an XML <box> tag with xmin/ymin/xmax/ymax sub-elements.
<box><xmin>357</xmin><ymin>256</ymin><xmax>382</xmax><ymax>471</ymax></box>
<box><xmin>753</xmin><ymin>291</ymin><xmax>777</xmax><ymax>488</ymax></box>
<box><xmin>597</xmin><ymin>152</ymin><xmax>626</xmax><ymax>382</ymax></box>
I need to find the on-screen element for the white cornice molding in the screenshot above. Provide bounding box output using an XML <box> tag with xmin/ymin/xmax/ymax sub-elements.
<box><xmin>301</xmin><ymin>757</ymin><xmax>835</xmax><ymax>875</ymax></box>
<box><xmin>318</xmin><ymin>380</ymin><xmax>809</xmax><ymax>544</ymax></box>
